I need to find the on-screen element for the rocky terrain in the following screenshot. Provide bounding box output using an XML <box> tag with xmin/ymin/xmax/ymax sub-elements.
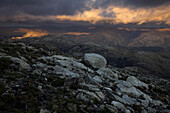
<box><xmin>0</xmin><ymin>42</ymin><xmax>169</xmax><ymax>113</ymax></box>
<box><xmin>11</xmin><ymin>36</ymin><xmax>170</xmax><ymax>79</ymax></box>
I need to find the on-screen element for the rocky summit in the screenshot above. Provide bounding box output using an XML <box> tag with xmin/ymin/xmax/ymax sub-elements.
<box><xmin>0</xmin><ymin>42</ymin><xmax>170</xmax><ymax>113</ymax></box>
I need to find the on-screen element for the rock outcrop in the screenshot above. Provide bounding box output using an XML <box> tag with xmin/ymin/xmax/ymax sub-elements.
<box><xmin>0</xmin><ymin>42</ymin><xmax>169</xmax><ymax>113</ymax></box>
<box><xmin>83</xmin><ymin>53</ymin><xmax>107</xmax><ymax>69</ymax></box>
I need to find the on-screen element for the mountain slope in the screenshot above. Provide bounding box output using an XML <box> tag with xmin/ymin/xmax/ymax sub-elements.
<box><xmin>0</xmin><ymin>42</ymin><xmax>169</xmax><ymax>113</ymax></box>
<box><xmin>9</xmin><ymin>35</ymin><xmax>170</xmax><ymax>79</ymax></box>
<box><xmin>129</xmin><ymin>31</ymin><xmax>170</xmax><ymax>47</ymax></box>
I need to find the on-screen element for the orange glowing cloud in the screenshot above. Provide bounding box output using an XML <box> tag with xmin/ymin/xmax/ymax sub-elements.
<box><xmin>117</xmin><ymin>27</ymin><xmax>150</xmax><ymax>31</ymax></box>
<box><xmin>156</xmin><ymin>28</ymin><xmax>170</xmax><ymax>31</ymax></box>
<box><xmin>117</xmin><ymin>27</ymin><xmax>170</xmax><ymax>32</ymax></box>
<box><xmin>111</xmin><ymin>5</ymin><xmax>170</xmax><ymax>25</ymax></box>
<box><xmin>63</xmin><ymin>32</ymin><xmax>90</xmax><ymax>36</ymax></box>
<box><xmin>56</xmin><ymin>5</ymin><xmax>170</xmax><ymax>25</ymax></box>
<box><xmin>56</xmin><ymin>8</ymin><xmax>114</xmax><ymax>24</ymax></box>
<box><xmin>88</xmin><ymin>27</ymin><xmax>96</xmax><ymax>29</ymax></box>
<box><xmin>11</xmin><ymin>28</ymin><xmax>48</xmax><ymax>39</ymax></box>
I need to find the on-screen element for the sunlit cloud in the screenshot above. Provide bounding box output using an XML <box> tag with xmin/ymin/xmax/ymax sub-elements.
<box><xmin>156</xmin><ymin>28</ymin><xmax>170</xmax><ymax>31</ymax></box>
<box><xmin>88</xmin><ymin>27</ymin><xmax>96</xmax><ymax>29</ymax></box>
<box><xmin>56</xmin><ymin>8</ymin><xmax>114</xmax><ymax>24</ymax></box>
<box><xmin>117</xmin><ymin>27</ymin><xmax>150</xmax><ymax>31</ymax></box>
<box><xmin>117</xmin><ymin>27</ymin><xmax>170</xmax><ymax>31</ymax></box>
<box><xmin>0</xmin><ymin>2</ymin><xmax>169</xmax><ymax>25</ymax></box>
<box><xmin>56</xmin><ymin>5</ymin><xmax>170</xmax><ymax>25</ymax></box>
<box><xmin>63</xmin><ymin>32</ymin><xmax>90</xmax><ymax>36</ymax></box>
<box><xmin>11</xmin><ymin>28</ymin><xmax>48</xmax><ymax>39</ymax></box>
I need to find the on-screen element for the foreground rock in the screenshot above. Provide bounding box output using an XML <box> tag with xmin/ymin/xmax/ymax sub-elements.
<box><xmin>0</xmin><ymin>43</ymin><xmax>169</xmax><ymax>113</ymax></box>
<box><xmin>126</xmin><ymin>76</ymin><xmax>148</xmax><ymax>89</ymax></box>
<box><xmin>83</xmin><ymin>53</ymin><xmax>107</xmax><ymax>69</ymax></box>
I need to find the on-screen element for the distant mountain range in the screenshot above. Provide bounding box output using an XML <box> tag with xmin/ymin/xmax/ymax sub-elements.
<box><xmin>9</xmin><ymin>33</ymin><xmax>170</xmax><ymax>79</ymax></box>
<box><xmin>1</xmin><ymin>25</ymin><xmax>170</xmax><ymax>79</ymax></box>
<box><xmin>1</xmin><ymin>25</ymin><xmax>170</xmax><ymax>48</ymax></box>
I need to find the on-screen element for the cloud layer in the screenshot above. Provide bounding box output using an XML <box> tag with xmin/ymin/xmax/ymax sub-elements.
<box><xmin>0</xmin><ymin>0</ymin><xmax>170</xmax><ymax>25</ymax></box>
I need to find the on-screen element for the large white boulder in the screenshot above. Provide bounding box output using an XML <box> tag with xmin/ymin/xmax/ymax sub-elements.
<box><xmin>83</xmin><ymin>53</ymin><xmax>107</xmax><ymax>69</ymax></box>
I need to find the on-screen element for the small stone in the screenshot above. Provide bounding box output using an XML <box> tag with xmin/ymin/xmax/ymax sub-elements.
<box><xmin>96</xmin><ymin>91</ymin><xmax>105</xmax><ymax>100</ymax></box>
<box><xmin>93</xmin><ymin>76</ymin><xmax>103</xmax><ymax>83</ymax></box>
<box><xmin>147</xmin><ymin>107</ymin><xmax>157</xmax><ymax>113</ymax></box>
<box><xmin>68</xmin><ymin>103</ymin><xmax>77</xmax><ymax>112</ymax></box>
<box><xmin>124</xmin><ymin>109</ymin><xmax>131</xmax><ymax>113</ymax></box>
<box><xmin>15</xmin><ymin>85</ymin><xmax>19</xmax><ymax>87</ymax></box>
<box><xmin>141</xmin><ymin>109</ymin><xmax>148</xmax><ymax>113</ymax></box>
<box><xmin>105</xmin><ymin>104</ymin><xmax>118</xmax><ymax>113</ymax></box>
<box><xmin>39</xmin><ymin>109</ymin><xmax>49</xmax><ymax>113</ymax></box>
<box><xmin>78</xmin><ymin>89</ymin><xmax>101</xmax><ymax>101</ymax></box>
<box><xmin>79</xmin><ymin>105</ymin><xmax>87</xmax><ymax>109</ymax></box>
<box><xmin>111</xmin><ymin>101</ymin><xmax>125</xmax><ymax>110</ymax></box>
<box><xmin>38</xmin><ymin>85</ymin><xmax>42</xmax><ymax>90</ymax></box>
<box><xmin>97</xmin><ymin>68</ymin><xmax>118</xmax><ymax>79</ymax></box>
<box><xmin>152</xmin><ymin>100</ymin><xmax>162</xmax><ymax>106</ymax></box>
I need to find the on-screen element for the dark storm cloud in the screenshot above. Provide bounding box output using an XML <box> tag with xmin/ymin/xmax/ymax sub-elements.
<box><xmin>0</xmin><ymin>0</ymin><xmax>169</xmax><ymax>17</ymax></box>
<box><xmin>0</xmin><ymin>0</ymin><xmax>170</xmax><ymax>24</ymax></box>
<box><xmin>90</xmin><ymin>0</ymin><xmax>170</xmax><ymax>9</ymax></box>
<box><xmin>0</xmin><ymin>0</ymin><xmax>87</xmax><ymax>16</ymax></box>
<box><xmin>125</xmin><ymin>0</ymin><xmax>170</xmax><ymax>8</ymax></box>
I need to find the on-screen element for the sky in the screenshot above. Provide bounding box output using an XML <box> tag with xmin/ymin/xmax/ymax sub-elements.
<box><xmin>0</xmin><ymin>0</ymin><xmax>170</xmax><ymax>25</ymax></box>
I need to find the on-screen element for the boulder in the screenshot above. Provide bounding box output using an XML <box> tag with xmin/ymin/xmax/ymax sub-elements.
<box><xmin>97</xmin><ymin>68</ymin><xmax>118</xmax><ymax>79</ymax></box>
<box><xmin>116</xmin><ymin>81</ymin><xmax>143</xmax><ymax>97</ymax></box>
<box><xmin>126</xmin><ymin>76</ymin><xmax>148</xmax><ymax>89</ymax></box>
<box><xmin>111</xmin><ymin>101</ymin><xmax>125</xmax><ymax>110</ymax></box>
<box><xmin>83</xmin><ymin>53</ymin><xmax>107</xmax><ymax>69</ymax></box>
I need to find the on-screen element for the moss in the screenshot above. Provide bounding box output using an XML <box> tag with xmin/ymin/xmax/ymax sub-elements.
<box><xmin>100</xmin><ymin>105</ymin><xmax>113</xmax><ymax>113</ymax></box>
<box><xmin>0</xmin><ymin>57</ymin><xmax>13</xmax><ymax>71</ymax></box>
<box><xmin>51</xmin><ymin>77</ymin><xmax>64</xmax><ymax>87</ymax></box>
<box><xmin>133</xmin><ymin>104</ymin><xmax>142</xmax><ymax>112</ymax></box>
<box><xmin>57</xmin><ymin>99</ymin><xmax>67</xmax><ymax>106</ymax></box>
<box><xmin>93</xmin><ymin>98</ymin><xmax>100</xmax><ymax>105</ymax></box>
<box><xmin>0</xmin><ymin>94</ymin><xmax>15</xmax><ymax>111</ymax></box>
<box><xmin>47</xmin><ymin>62</ymin><xmax>56</xmax><ymax>66</ymax></box>
<box><xmin>2</xmin><ymin>71</ymin><xmax>24</xmax><ymax>80</ymax></box>
<box><xmin>23</xmin><ymin>83</ymin><xmax>40</xmax><ymax>97</ymax></box>
<box><xmin>0</xmin><ymin>82</ymin><xmax>5</xmax><ymax>95</ymax></box>
<box><xmin>46</xmin><ymin>99</ymin><xmax>55</xmax><ymax>110</ymax></box>
<box><xmin>21</xmin><ymin>83</ymin><xmax>41</xmax><ymax>112</ymax></box>
<box><xmin>55</xmin><ymin>88</ymin><xmax>68</xmax><ymax>97</ymax></box>
<box><xmin>69</xmin><ymin>98</ymin><xmax>82</xmax><ymax>105</ymax></box>
<box><xmin>30</xmin><ymin>73</ymin><xmax>39</xmax><ymax>79</ymax></box>
<box><xmin>1</xmin><ymin>44</ymin><xmax>23</xmax><ymax>57</ymax></box>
